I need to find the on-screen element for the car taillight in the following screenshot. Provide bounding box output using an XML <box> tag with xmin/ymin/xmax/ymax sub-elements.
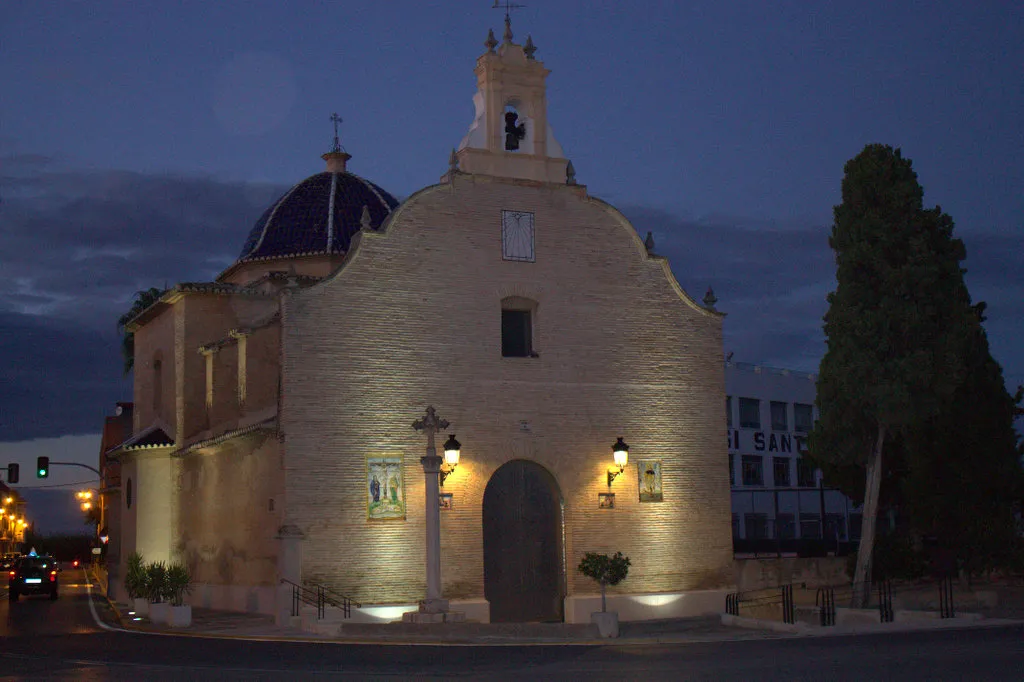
<box><xmin>50</xmin><ymin>571</ymin><xmax>57</xmax><ymax>582</ymax></box>
<box><xmin>8</xmin><ymin>571</ymin><xmax>14</xmax><ymax>577</ymax></box>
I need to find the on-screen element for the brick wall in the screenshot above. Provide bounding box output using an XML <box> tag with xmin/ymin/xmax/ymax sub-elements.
<box><xmin>281</xmin><ymin>174</ymin><xmax>733</xmax><ymax>605</ymax></box>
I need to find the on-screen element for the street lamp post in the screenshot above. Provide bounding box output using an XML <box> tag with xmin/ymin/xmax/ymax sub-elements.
<box><xmin>406</xmin><ymin>406</ymin><xmax>465</xmax><ymax>623</ymax></box>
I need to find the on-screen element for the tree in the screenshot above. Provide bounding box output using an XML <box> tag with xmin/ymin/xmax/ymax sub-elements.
<box><xmin>898</xmin><ymin>304</ymin><xmax>1024</xmax><ymax>577</ymax></box>
<box><xmin>116</xmin><ymin>287</ymin><xmax>165</xmax><ymax>375</ymax></box>
<box><xmin>577</xmin><ymin>551</ymin><xmax>630</xmax><ymax>613</ymax></box>
<box><xmin>809</xmin><ymin>144</ymin><xmax>973</xmax><ymax>606</ymax></box>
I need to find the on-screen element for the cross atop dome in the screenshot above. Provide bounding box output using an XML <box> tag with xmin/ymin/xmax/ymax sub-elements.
<box><xmin>323</xmin><ymin>112</ymin><xmax>352</xmax><ymax>173</ymax></box>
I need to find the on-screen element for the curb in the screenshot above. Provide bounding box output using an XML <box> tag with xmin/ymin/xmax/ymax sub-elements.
<box><xmin>88</xmin><ymin>568</ymin><xmax>126</xmax><ymax>629</ymax></box>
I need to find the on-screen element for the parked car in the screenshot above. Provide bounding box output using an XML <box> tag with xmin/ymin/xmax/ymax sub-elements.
<box><xmin>8</xmin><ymin>555</ymin><xmax>59</xmax><ymax>601</ymax></box>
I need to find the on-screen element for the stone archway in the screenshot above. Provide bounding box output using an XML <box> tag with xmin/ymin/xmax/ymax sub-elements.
<box><xmin>483</xmin><ymin>459</ymin><xmax>564</xmax><ymax>622</ymax></box>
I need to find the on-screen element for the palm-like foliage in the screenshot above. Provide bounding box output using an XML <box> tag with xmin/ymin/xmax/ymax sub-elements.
<box><xmin>117</xmin><ymin>287</ymin><xmax>165</xmax><ymax>375</ymax></box>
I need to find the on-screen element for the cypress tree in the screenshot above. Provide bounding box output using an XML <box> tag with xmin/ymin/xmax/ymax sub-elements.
<box><xmin>809</xmin><ymin>144</ymin><xmax>973</xmax><ymax>605</ymax></box>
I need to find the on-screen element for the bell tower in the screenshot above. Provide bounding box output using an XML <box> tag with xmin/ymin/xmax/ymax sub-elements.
<box><xmin>451</xmin><ymin>16</ymin><xmax>569</xmax><ymax>184</ymax></box>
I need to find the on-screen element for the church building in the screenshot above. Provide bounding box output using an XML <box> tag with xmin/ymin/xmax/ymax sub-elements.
<box><xmin>110</xmin><ymin>18</ymin><xmax>734</xmax><ymax>624</ymax></box>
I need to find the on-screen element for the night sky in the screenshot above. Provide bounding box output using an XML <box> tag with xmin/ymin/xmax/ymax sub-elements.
<box><xmin>2</xmin><ymin>2</ymin><xmax>1022</xmax><ymax>508</ymax></box>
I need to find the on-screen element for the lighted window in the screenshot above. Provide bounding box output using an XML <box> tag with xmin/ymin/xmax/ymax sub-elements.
<box><xmin>741</xmin><ymin>455</ymin><xmax>763</xmax><ymax>486</ymax></box>
<box><xmin>770</xmin><ymin>401</ymin><xmax>788</xmax><ymax>431</ymax></box>
<box><xmin>739</xmin><ymin>398</ymin><xmax>760</xmax><ymax>429</ymax></box>
<box><xmin>773</xmin><ymin>457</ymin><xmax>790</xmax><ymax>487</ymax></box>
<box><xmin>794</xmin><ymin>403</ymin><xmax>814</xmax><ymax>433</ymax></box>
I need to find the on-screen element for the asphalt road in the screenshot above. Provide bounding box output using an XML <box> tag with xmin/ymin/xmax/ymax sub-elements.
<box><xmin>2</xmin><ymin>569</ymin><xmax>1024</xmax><ymax>680</ymax></box>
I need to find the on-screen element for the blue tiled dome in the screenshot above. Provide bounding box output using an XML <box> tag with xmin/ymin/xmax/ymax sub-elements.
<box><xmin>238</xmin><ymin>171</ymin><xmax>399</xmax><ymax>262</ymax></box>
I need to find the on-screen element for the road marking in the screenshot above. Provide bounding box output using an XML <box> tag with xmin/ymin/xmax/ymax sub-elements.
<box><xmin>85</xmin><ymin>582</ymin><xmax>122</xmax><ymax>633</ymax></box>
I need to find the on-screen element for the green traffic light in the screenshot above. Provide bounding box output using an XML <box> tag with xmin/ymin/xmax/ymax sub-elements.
<box><xmin>38</xmin><ymin>469</ymin><xmax>47</xmax><ymax>477</ymax></box>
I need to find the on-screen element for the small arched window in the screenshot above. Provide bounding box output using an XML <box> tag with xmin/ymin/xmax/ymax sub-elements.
<box><xmin>126</xmin><ymin>477</ymin><xmax>133</xmax><ymax>510</ymax></box>
<box><xmin>503</xmin><ymin>104</ymin><xmax>526</xmax><ymax>152</ymax></box>
<box><xmin>152</xmin><ymin>351</ymin><xmax>163</xmax><ymax>414</ymax></box>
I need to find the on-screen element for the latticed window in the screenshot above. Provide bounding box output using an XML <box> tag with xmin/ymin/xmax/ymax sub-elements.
<box><xmin>794</xmin><ymin>403</ymin><xmax>814</xmax><ymax>432</ymax></box>
<box><xmin>741</xmin><ymin>455</ymin><xmax>763</xmax><ymax>486</ymax></box>
<box><xmin>770</xmin><ymin>401</ymin><xmax>788</xmax><ymax>431</ymax></box>
<box><xmin>773</xmin><ymin>457</ymin><xmax>791</xmax><ymax>487</ymax></box>
<box><xmin>501</xmin><ymin>210</ymin><xmax>535</xmax><ymax>262</ymax></box>
<box><xmin>744</xmin><ymin>513</ymin><xmax>768</xmax><ymax>540</ymax></box>
<box><xmin>739</xmin><ymin>398</ymin><xmax>760</xmax><ymax>429</ymax></box>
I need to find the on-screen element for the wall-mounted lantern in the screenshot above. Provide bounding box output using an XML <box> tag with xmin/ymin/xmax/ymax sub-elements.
<box><xmin>607</xmin><ymin>437</ymin><xmax>630</xmax><ymax>486</ymax></box>
<box><xmin>440</xmin><ymin>434</ymin><xmax>461</xmax><ymax>487</ymax></box>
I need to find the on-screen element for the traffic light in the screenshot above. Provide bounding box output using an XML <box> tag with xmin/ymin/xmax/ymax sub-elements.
<box><xmin>37</xmin><ymin>456</ymin><xmax>49</xmax><ymax>478</ymax></box>
<box><xmin>6</xmin><ymin>463</ymin><xmax>18</xmax><ymax>484</ymax></box>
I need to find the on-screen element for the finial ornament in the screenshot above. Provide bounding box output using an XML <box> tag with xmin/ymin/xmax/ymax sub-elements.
<box><xmin>485</xmin><ymin>28</ymin><xmax>498</xmax><ymax>53</ymax></box>
<box><xmin>524</xmin><ymin>35</ymin><xmax>536</xmax><ymax>59</ymax></box>
<box><xmin>565</xmin><ymin>160</ymin><xmax>576</xmax><ymax>185</ymax></box>
<box><xmin>703</xmin><ymin>287</ymin><xmax>718</xmax><ymax>310</ymax></box>
<box><xmin>503</xmin><ymin>14</ymin><xmax>513</xmax><ymax>43</ymax></box>
<box><xmin>329</xmin><ymin>113</ymin><xmax>344</xmax><ymax>153</ymax></box>
<box><xmin>644</xmin><ymin>231</ymin><xmax>655</xmax><ymax>252</ymax></box>
<box><xmin>360</xmin><ymin>205</ymin><xmax>372</xmax><ymax>231</ymax></box>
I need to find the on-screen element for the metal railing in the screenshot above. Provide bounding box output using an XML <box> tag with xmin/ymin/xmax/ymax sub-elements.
<box><xmin>724</xmin><ymin>582</ymin><xmax>798</xmax><ymax>624</ymax></box>
<box><xmin>280</xmin><ymin>578</ymin><xmax>362</xmax><ymax>620</ymax></box>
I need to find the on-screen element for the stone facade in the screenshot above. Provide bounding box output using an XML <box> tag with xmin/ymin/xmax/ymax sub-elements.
<box><xmin>281</xmin><ymin>174</ymin><xmax>733</xmax><ymax>608</ymax></box>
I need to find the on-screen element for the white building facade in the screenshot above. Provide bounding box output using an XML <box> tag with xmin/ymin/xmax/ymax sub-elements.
<box><xmin>725</xmin><ymin>362</ymin><xmax>861</xmax><ymax>557</ymax></box>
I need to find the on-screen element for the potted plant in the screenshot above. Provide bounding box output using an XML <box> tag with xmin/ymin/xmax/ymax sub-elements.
<box><xmin>125</xmin><ymin>552</ymin><xmax>149</xmax><ymax>617</ymax></box>
<box><xmin>146</xmin><ymin>561</ymin><xmax>170</xmax><ymax>624</ymax></box>
<box><xmin>166</xmin><ymin>562</ymin><xmax>193</xmax><ymax>627</ymax></box>
<box><xmin>577</xmin><ymin>551</ymin><xmax>631</xmax><ymax>638</ymax></box>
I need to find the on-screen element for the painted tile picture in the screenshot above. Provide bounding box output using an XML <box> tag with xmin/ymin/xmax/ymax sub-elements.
<box><xmin>637</xmin><ymin>460</ymin><xmax>663</xmax><ymax>502</ymax></box>
<box><xmin>598</xmin><ymin>492</ymin><xmax>615</xmax><ymax>509</ymax></box>
<box><xmin>439</xmin><ymin>492</ymin><xmax>454</xmax><ymax>511</ymax></box>
<box><xmin>367</xmin><ymin>456</ymin><xmax>405</xmax><ymax>520</ymax></box>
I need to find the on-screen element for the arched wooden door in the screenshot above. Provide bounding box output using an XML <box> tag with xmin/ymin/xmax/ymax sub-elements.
<box><xmin>483</xmin><ymin>459</ymin><xmax>564</xmax><ymax>622</ymax></box>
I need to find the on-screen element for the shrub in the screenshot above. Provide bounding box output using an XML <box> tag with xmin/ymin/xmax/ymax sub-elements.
<box><xmin>166</xmin><ymin>563</ymin><xmax>192</xmax><ymax>607</ymax></box>
<box><xmin>145</xmin><ymin>561</ymin><xmax>170</xmax><ymax>603</ymax></box>
<box><xmin>124</xmin><ymin>552</ymin><xmax>147</xmax><ymax>601</ymax></box>
<box><xmin>577</xmin><ymin>551</ymin><xmax>631</xmax><ymax>613</ymax></box>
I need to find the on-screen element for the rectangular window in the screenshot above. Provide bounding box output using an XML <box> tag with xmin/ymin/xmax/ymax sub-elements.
<box><xmin>501</xmin><ymin>210</ymin><xmax>535</xmax><ymax>262</ymax></box>
<box><xmin>745</xmin><ymin>513</ymin><xmax>768</xmax><ymax>540</ymax></box>
<box><xmin>728</xmin><ymin>455</ymin><xmax>735</xmax><ymax>486</ymax></box>
<box><xmin>797</xmin><ymin>459</ymin><xmax>816</xmax><ymax>488</ymax></box>
<box><xmin>725</xmin><ymin>396</ymin><xmax>732</xmax><ymax>429</ymax></box>
<box><xmin>773</xmin><ymin>457</ymin><xmax>791</xmax><ymax>487</ymax></box>
<box><xmin>794</xmin><ymin>403</ymin><xmax>814</xmax><ymax>433</ymax></box>
<box><xmin>501</xmin><ymin>309</ymin><xmax>532</xmax><ymax>357</ymax></box>
<box><xmin>800</xmin><ymin>513</ymin><xmax>822</xmax><ymax>539</ymax></box>
<box><xmin>731</xmin><ymin>514</ymin><xmax>740</xmax><ymax>539</ymax></box>
<box><xmin>776</xmin><ymin>513</ymin><xmax>796</xmax><ymax>539</ymax></box>
<box><xmin>770</xmin><ymin>401</ymin><xmax>788</xmax><ymax>431</ymax></box>
<box><xmin>741</xmin><ymin>455</ymin><xmax>763</xmax><ymax>486</ymax></box>
<box><xmin>739</xmin><ymin>398</ymin><xmax>760</xmax><ymax>429</ymax></box>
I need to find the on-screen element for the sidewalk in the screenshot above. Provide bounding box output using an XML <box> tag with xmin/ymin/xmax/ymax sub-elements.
<box><xmin>101</xmin><ymin>597</ymin><xmax>1022</xmax><ymax>646</ymax></box>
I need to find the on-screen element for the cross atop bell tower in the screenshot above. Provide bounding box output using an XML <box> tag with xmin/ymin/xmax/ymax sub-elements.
<box><xmin>450</xmin><ymin>16</ymin><xmax>570</xmax><ymax>184</ymax></box>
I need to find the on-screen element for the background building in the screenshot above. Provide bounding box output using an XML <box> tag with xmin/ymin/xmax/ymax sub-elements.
<box><xmin>726</xmin><ymin>361</ymin><xmax>861</xmax><ymax>557</ymax></box>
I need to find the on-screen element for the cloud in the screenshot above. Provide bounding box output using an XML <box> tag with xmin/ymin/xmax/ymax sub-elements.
<box><xmin>0</xmin><ymin>156</ymin><xmax>287</xmax><ymax>441</ymax></box>
<box><xmin>621</xmin><ymin>205</ymin><xmax>1024</xmax><ymax>387</ymax></box>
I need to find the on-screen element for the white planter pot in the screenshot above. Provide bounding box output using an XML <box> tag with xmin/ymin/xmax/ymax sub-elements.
<box><xmin>591</xmin><ymin>611</ymin><xmax>619</xmax><ymax>638</ymax></box>
<box><xmin>149</xmin><ymin>601</ymin><xmax>170</xmax><ymax>624</ymax></box>
<box><xmin>169</xmin><ymin>604</ymin><xmax>192</xmax><ymax>628</ymax></box>
<box><xmin>132</xmin><ymin>597</ymin><xmax>149</xmax><ymax>617</ymax></box>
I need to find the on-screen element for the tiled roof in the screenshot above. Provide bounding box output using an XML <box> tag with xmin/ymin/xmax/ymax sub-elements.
<box><xmin>237</xmin><ymin>171</ymin><xmax>398</xmax><ymax>262</ymax></box>
<box><xmin>106</xmin><ymin>425</ymin><xmax>175</xmax><ymax>455</ymax></box>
